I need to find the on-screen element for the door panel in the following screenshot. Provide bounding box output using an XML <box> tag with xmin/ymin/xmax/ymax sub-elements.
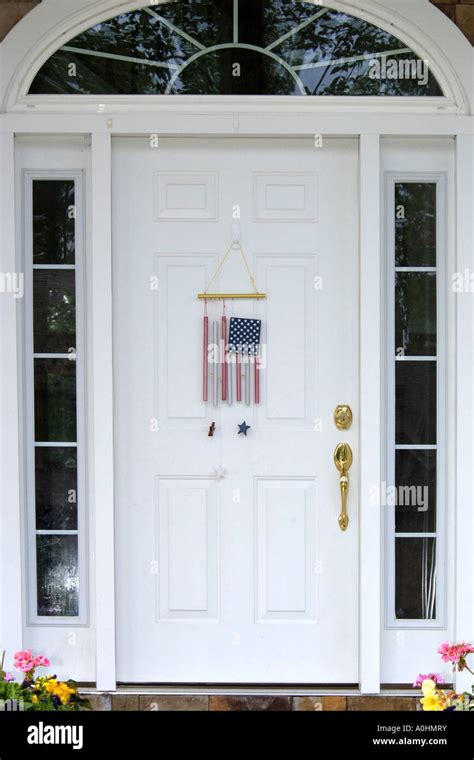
<box><xmin>114</xmin><ymin>137</ymin><xmax>359</xmax><ymax>683</ymax></box>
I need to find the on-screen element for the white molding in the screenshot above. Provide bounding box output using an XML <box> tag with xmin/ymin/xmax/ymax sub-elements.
<box><xmin>0</xmin><ymin>0</ymin><xmax>471</xmax><ymax>114</ymax></box>
<box><xmin>90</xmin><ymin>133</ymin><xmax>116</xmax><ymax>690</ymax></box>
<box><xmin>0</xmin><ymin>132</ymin><xmax>23</xmax><ymax>668</ymax></box>
<box><xmin>454</xmin><ymin>135</ymin><xmax>474</xmax><ymax>694</ymax></box>
<box><xmin>359</xmin><ymin>133</ymin><xmax>382</xmax><ymax>693</ymax></box>
<box><xmin>15</xmin><ymin>97</ymin><xmax>458</xmax><ymax>116</ymax></box>
<box><xmin>4</xmin><ymin>99</ymin><xmax>466</xmax><ymax>117</ymax></box>
<box><xmin>2</xmin><ymin>112</ymin><xmax>472</xmax><ymax>137</ymax></box>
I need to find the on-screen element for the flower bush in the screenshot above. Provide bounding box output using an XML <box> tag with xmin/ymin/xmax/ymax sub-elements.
<box><xmin>0</xmin><ymin>650</ymin><xmax>90</xmax><ymax>711</ymax></box>
<box><xmin>416</xmin><ymin>641</ymin><xmax>474</xmax><ymax>711</ymax></box>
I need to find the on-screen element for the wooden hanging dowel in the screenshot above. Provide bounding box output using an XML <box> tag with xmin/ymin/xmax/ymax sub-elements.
<box><xmin>198</xmin><ymin>293</ymin><xmax>266</xmax><ymax>300</ymax></box>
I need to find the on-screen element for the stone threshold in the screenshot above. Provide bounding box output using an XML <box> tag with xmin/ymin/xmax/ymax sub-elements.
<box><xmin>80</xmin><ymin>690</ymin><xmax>422</xmax><ymax>712</ymax></box>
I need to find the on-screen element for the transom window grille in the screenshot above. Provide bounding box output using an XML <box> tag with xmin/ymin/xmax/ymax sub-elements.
<box><xmin>29</xmin><ymin>0</ymin><xmax>443</xmax><ymax>96</ymax></box>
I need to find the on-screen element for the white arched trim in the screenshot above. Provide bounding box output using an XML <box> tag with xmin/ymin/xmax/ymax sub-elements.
<box><xmin>1</xmin><ymin>1</ymin><xmax>471</xmax><ymax>116</ymax></box>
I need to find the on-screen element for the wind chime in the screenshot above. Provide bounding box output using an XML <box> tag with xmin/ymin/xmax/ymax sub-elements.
<box><xmin>199</xmin><ymin>240</ymin><xmax>266</xmax><ymax>423</ymax></box>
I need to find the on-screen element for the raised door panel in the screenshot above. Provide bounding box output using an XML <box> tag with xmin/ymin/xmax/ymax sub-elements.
<box><xmin>156</xmin><ymin>478</ymin><xmax>218</xmax><ymax>621</ymax></box>
<box><xmin>256</xmin><ymin>478</ymin><xmax>318</xmax><ymax>622</ymax></box>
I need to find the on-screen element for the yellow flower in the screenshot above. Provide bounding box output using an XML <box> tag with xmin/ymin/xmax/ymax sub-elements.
<box><xmin>420</xmin><ymin>693</ymin><xmax>444</xmax><ymax>711</ymax></box>
<box><xmin>39</xmin><ymin>676</ymin><xmax>76</xmax><ymax>704</ymax></box>
<box><xmin>31</xmin><ymin>695</ymin><xmax>39</xmax><ymax>704</ymax></box>
<box><xmin>55</xmin><ymin>683</ymin><xmax>75</xmax><ymax>704</ymax></box>
<box><xmin>421</xmin><ymin>679</ymin><xmax>437</xmax><ymax>696</ymax></box>
<box><xmin>420</xmin><ymin>679</ymin><xmax>447</xmax><ymax>711</ymax></box>
<box><xmin>42</xmin><ymin>678</ymin><xmax>74</xmax><ymax>703</ymax></box>
<box><xmin>43</xmin><ymin>679</ymin><xmax>58</xmax><ymax>695</ymax></box>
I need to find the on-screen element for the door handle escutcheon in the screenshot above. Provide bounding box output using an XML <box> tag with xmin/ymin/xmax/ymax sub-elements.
<box><xmin>334</xmin><ymin>443</ymin><xmax>353</xmax><ymax>532</ymax></box>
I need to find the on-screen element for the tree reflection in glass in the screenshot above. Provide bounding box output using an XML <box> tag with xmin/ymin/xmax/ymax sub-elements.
<box><xmin>37</xmin><ymin>535</ymin><xmax>79</xmax><ymax>616</ymax></box>
<box><xmin>33</xmin><ymin>181</ymin><xmax>75</xmax><ymax>264</ymax></box>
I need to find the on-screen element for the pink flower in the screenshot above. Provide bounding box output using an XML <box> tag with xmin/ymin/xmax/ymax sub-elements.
<box><xmin>13</xmin><ymin>649</ymin><xmax>50</xmax><ymax>673</ymax></box>
<box><xmin>438</xmin><ymin>641</ymin><xmax>474</xmax><ymax>666</ymax></box>
<box><xmin>13</xmin><ymin>650</ymin><xmax>32</xmax><ymax>662</ymax></box>
<box><xmin>438</xmin><ymin>641</ymin><xmax>474</xmax><ymax>675</ymax></box>
<box><xmin>13</xmin><ymin>649</ymin><xmax>35</xmax><ymax>673</ymax></box>
<box><xmin>33</xmin><ymin>655</ymin><xmax>50</xmax><ymax>668</ymax></box>
<box><xmin>4</xmin><ymin>673</ymin><xmax>14</xmax><ymax>682</ymax></box>
<box><xmin>413</xmin><ymin>672</ymin><xmax>444</xmax><ymax>688</ymax></box>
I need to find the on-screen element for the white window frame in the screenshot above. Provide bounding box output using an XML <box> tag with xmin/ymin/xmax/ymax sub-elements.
<box><xmin>23</xmin><ymin>168</ymin><xmax>88</xmax><ymax>626</ymax></box>
<box><xmin>384</xmin><ymin>171</ymin><xmax>447</xmax><ymax>630</ymax></box>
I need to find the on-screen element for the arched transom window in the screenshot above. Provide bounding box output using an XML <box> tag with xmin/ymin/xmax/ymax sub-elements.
<box><xmin>30</xmin><ymin>0</ymin><xmax>443</xmax><ymax>96</ymax></box>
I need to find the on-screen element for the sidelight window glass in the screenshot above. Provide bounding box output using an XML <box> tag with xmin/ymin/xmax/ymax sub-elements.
<box><xmin>26</xmin><ymin>176</ymin><xmax>85</xmax><ymax>621</ymax></box>
<box><xmin>387</xmin><ymin>178</ymin><xmax>445</xmax><ymax>625</ymax></box>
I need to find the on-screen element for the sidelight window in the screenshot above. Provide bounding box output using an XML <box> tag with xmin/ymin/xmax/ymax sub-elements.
<box><xmin>386</xmin><ymin>175</ymin><xmax>446</xmax><ymax>626</ymax></box>
<box><xmin>25</xmin><ymin>173</ymin><xmax>86</xmax><ymax>623</ymax></box>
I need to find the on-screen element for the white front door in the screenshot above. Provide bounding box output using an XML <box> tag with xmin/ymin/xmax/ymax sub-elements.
<box><xmin>114</xmin><ymin>137</ymin><xmax>359</xmax><ymax>683</ymax></box>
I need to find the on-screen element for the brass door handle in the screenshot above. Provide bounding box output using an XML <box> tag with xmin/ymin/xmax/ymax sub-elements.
<box><xmin>334</xmin><ymin>443</ymin><xmax>353</xmax><ymax>532</ymax></box>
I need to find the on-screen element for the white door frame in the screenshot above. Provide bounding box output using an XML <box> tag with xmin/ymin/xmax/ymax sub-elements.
<box><xmin>1</xmin><ymin>0</ymin><xmax>473</xmax><ymax>694</ymax></box>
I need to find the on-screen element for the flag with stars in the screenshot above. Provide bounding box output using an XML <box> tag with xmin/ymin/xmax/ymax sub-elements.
<box><xmin>228</xmin><ymin>317</ymin><xmax>261</xmax><ymax>355</ymax></box>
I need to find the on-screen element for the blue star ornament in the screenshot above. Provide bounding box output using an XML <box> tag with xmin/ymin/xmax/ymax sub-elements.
<box><xmin>238</xmin><ymin>421</ymin><xmax>251</xmax><ymax>436</ymax></box>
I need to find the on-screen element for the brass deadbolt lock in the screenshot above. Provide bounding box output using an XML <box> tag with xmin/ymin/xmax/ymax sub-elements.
<box><xmin>334</xmin><ymin>405</ymin><xmax>353</xmax><ymax>431</ymax></box>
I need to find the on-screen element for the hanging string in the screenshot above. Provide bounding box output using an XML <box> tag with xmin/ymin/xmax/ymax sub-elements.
<box><xmin>238</xmin><ymin>246</ymin><xmax>259</xmax><ymax>293</ymax></box>
<box><xmin>203</xmin><ymin>244</ymin><xmax>260</xmax><ymax>296</ymax></box>
<box><xmin>204</xmin><ymin>243</ymin><xmax>233</xmax><ymax>295</ymax></box>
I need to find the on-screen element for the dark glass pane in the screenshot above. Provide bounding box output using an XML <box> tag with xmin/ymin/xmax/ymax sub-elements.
<box><xmin>36</xmin><ymin>535</ymin><xmax>79</xmax><ymax>616</ymax></box>
<box><xmin>33</xmin><ymin>270</ymin><xmax>76</xmax><ymax>354</ymax></box>
<box><xmin>396</xmin><ymin>362</ymin><xmax>436</xmax><ymax>445</ymax></box>
<box><xmin>395</xmin><ymin>450</ymin><xmax>436</xmax><ymax>532</ymax></box>
<box><xmin>29</xmin><ymin>1</ymin><xmax>443</xmax><ymax>96</ymax></box>
<box><xmin>172</xmin><ymin>48</ymin><xmax>301</xmax><ymax>95</ymax></box>
<box><xmin>395</xmin><ymin>538</ymin><xmax>436</xmax><ymax>619</ymax></box>
<box><xmin>34</xmin><ymin>359</ymin><xmax>77</xmax><ymax>442</ymax></box>
<box><xmin>157</xmin><ymin>1</ymin><xmax>231</xmax><ymax>48</ymax></box>
<box><xmin>35</xmin><ymin>447</ymin><xmax>78</xmax><ymax>530</ymax></box>
<box><xmin>395</xmin><ymin>183</ymin><xmax>437</xmax><ymax>267</ymax></box>
<box><xmin>33</xmin><ymin>181</ymin><xmax>75</xmax><ymax>265</ymax></box>
<box><xmin>395</xmin><ymin>273</ymin><xmax>436</xmax><ymax>356</ymax></box>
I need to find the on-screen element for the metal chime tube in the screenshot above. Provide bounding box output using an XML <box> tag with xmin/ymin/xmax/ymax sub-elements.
<box><xmin>227</xmin><ymin>352</ymin><xmax>233</xmax><ymax>405</ymax></box>
<box><xmin>213</xmin><ymin>320</ymin><xmax>218</xmax><ymax>407</ymax></box>
<box><xmin>221</xmin><ymin>313</ymin><xmax>227</xmax><ymax>401</ymax></box>
<box><xmin>203</xmin><ymin>313</ymin><xmax>209</xmax><ymax>402</ymax></box>
<box><xmin>236</xmin><ymin>352</ymin><xmax>242</xmax><ymax>402</ymax></box>
<box><xmin>254</xmin><ymin>356</ymin><xmax>260</xmax><ymax>404</ymax></box>
<box><xmin>245</xmin><ymin>356</ymin><xmax>251</xmax><ymax>406</ymax></box>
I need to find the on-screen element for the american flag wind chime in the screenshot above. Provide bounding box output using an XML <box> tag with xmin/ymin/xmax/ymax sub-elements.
<box><xmin>199</xmin><ymin>241</ymin><xmax>266</xmax><ymax>417</ymax></box>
